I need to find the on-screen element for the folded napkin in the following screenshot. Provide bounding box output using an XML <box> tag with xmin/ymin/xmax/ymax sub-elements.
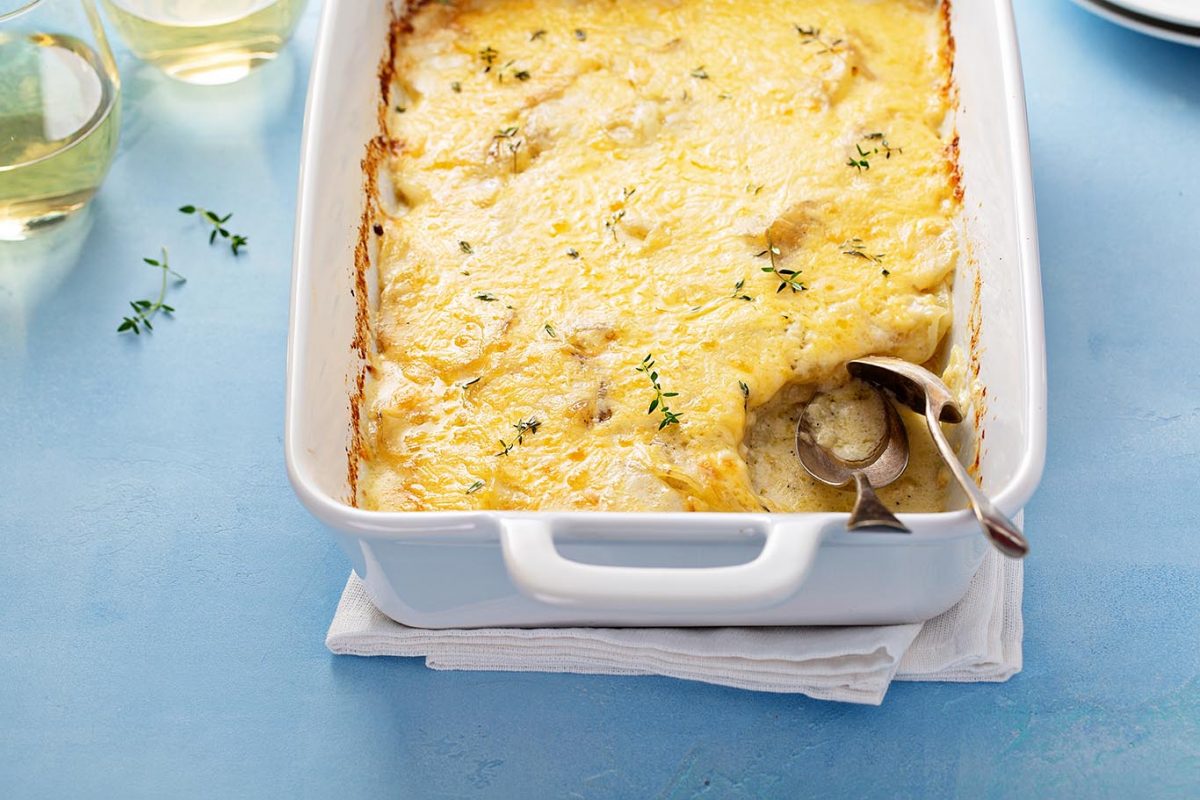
<box><xmin>327</xmin><ymin>522</ymin><xmax>1023</xmax><ymax>705</ymax></box>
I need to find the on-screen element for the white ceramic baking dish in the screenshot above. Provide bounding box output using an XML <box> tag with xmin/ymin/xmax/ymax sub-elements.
<box><xmin>285</xmin><ymin>0</ymin><xmax>1046</xmax><ymax>628</ymax></box>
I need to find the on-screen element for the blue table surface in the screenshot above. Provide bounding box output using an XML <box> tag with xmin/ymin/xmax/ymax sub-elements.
<box><xmin>2</xmin><ymin>1</ymin><xmax>1199</xmax><ymax>797</ymax></box>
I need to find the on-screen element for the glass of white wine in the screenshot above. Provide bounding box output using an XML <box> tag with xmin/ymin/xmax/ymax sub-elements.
<box><xmin>0</xmin><ymin>0</ymin><xmax>120</xmax><ymax>240</ymax></box>
<box><xmin>101</xmin><ymin>0</ymin><xmax>307</xmax><ymax>86</ymax></box>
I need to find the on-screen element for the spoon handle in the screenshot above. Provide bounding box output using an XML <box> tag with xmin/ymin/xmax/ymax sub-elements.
<box><xmin>923</xmin><ymin>411</ymin><xmax>1029</xmax><ymax>558</ymax></box>
<box><xmin>848</xmin><ymin>472</ymin><xmax>910</xmax><ymax>532</ymax></box>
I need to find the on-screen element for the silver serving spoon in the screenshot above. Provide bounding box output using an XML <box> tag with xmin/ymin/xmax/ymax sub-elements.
<box><xmin>847</xmin><ymin>356</ymin><xmax>1029</xmax><ymax>559</ymax></box>
<box><xmin>795</xmin><ymin>385</ymin><xmax>911</xmax><ymax>532</ymax></box>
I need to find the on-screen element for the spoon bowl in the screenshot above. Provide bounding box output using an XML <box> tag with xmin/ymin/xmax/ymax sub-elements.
<box><xmin>796</xmin><ymin>384</ymin><xmax>911</xmax><ymax>531</ymax></box>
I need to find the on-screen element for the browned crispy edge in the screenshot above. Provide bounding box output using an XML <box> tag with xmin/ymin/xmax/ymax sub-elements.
<box><xmin>939</xmin><ymin>0</ymin><xmax>987</xmax><ymax>479</ymax></box>
<box><xmin>346</xmin><ymin>3</ymin><xmax>412</xmax><ymax>507</ymax></box>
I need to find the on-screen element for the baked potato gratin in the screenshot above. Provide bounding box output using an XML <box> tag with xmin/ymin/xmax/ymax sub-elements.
<box><xmin>362</xmin><ymin>0</ymin><xmax>960</xmax><ymax>513</ymax></box>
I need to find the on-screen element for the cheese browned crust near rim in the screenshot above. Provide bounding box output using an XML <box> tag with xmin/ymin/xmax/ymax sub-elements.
<box><xmin>361</xmin><ymin>0</ymin><xmax>960</xmax><ymax>512</ymax></box>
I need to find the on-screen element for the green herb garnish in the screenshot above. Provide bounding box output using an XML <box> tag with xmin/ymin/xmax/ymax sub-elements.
<box><xmin>459</xmin><ymin>240</ymin><xmax>473</xmax><ymax>254</ymax></box>
<box><xmin>637</xmin><ymin>354</ymin><xmax>683</xmax><ymax>430</ymax></box>
<box><xmin>118</xmin><ymin>248</ymin><xmax>185</xmax><ymax>336</ymax></box>
<box><xmin>465</xmin><ymin>480</ymin><xmax>485</xmax><ymax>494</ymax></box>
<box><xmin>479</xmin><ymin>46</ymin><xmax>498</xmax><ymax>72</ymax></box>
<box><xmin>605</xmin><ymin>209</ymin><xmax>625</xmax><ymax>240</ymax></box>
<box><xmin>574</xmin><ymin>28</ymin><xmax>587</xmax><ymax>41</ymax></box>
<box><xmin>451</xmin><ymin>81</ymin><xmax>462</xmax><ymax>93</ymax></box>
<box><xmin>864</xmin><ymin>131</ymin><xmax>901</xmax><ymax>159</ymax></box>
<box><xmin>690</xmin><ymin>66</ymin><xmax>709</xmax><ymax>80</ymax></box>
<box><xmin>795</xmin><ymin>25</ymin><xmax>844</xmax><ymax>54</ymax></box>
<box><xmin>493</xmin><ymin>126</ymin><xmax>522</xmax><ymax>173</ymax></box>
<box><xmin>756</xmin><ymin>241</ymin><xmax>805</xmax><ymax>293</ymax></box>
<box><xmin>847</xmin><ymin>143</ymin><xmax>872</xmax><ymax>171</ymax></box>
<box><xmin>544</xmin><ymin>323</ymin><xmax>557</xmax><ymax>338</ymax></box>
<box><xmin>566</xmin><ymin>248</ymin><xmax>580</xmax><ymax>259</ymax></box>
<box><xmin>730</xmin><ymin>278</ymin><xmax>754</xmax><ymax>302</ymax></box>
<box><xmin>475</xmin><ymin>292</ymin><xmax>498</xmax><ymax>302</ymax></box>
<box><xmin>496</xmin><ymin>417</ymin><xmax>542</xmax><ymax>456</ymax></box>
<box><xmin>530</xmin><ymin>29</ymin><xmax>546</xmax><ymax>41</ymax></box>
<box><xmin>841</xmin><ymin>238</ymin><xmax>885</xmax><ymax>263</ymax></box>
<box><xmin>179</xmin><ymin>205</ymin><xmax>248</xmax><ymax>255</ymax></box>
<box><xmin>848</xmin><ymin>134</ymin><xmax>900</xmax><ymax>171</ymax></box>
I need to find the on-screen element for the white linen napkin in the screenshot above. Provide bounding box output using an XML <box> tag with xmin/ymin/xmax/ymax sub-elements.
<box><xmin>327</xmin><ymin>524</ymin><xmax>1023</xmax><ymax>705</ymax></box>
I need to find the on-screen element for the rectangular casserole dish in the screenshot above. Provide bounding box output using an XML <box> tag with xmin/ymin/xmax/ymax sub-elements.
<box><xmin>285</xmin><ymin>0</ymin><xmax>1046</xmax><ymax>628</ymax></box>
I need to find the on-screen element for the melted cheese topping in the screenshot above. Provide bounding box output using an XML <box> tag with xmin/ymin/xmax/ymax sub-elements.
<box><xmin>363</xmin><ymin>0</ymin><xmax>959</xmax><ymax>512</ymax></box>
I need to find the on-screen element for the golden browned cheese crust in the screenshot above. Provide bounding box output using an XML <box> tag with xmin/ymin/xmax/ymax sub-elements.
<box><xmin>363</xmin><ymin>0</ymin><xmax>959</xmax><ymax>512</ymax></box>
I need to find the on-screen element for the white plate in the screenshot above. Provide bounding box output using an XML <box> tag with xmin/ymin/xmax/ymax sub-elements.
<box><xmin>1108</xmin><ymin>0</ymin><xmax>1200</xmax><ymax>27</ymax></box>
<box><xmin>1073</xmin><ymin>0</ymin><xmax>1200</xmax><ymax>46</ymax></box>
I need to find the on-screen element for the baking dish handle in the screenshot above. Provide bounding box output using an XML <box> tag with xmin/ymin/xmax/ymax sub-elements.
<box><xmin>499</xmin><ymin>519</ymin><xmax>824</xmax><ymax>611</ymax></box>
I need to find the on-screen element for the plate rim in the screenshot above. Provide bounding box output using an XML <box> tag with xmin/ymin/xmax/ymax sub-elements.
<box><xmin>1073</xmin><ymin>0</ymin><xmax>1200</xmax><ymax>46</ymax></box>
<box><xmin>1102</xmin><ymin>0</ymin><xmax>1200</xmax><ymax>28</ymax></box>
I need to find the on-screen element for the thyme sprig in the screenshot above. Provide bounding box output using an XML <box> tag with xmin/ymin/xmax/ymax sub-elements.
<box><xmin>841</xmin><ymin>238</ymin><xmax>886</xmax><ymax>263</ymax></box>
<box><xmin>864</xmin><ymin>131</ymin><xmax>901</xmax><ymax>158</ymax></box>
<box><xmin>795</xmin><ymin>25</ymin><xmax>844</xmax><ymax>54</ymax></box>
<box><xmin>479</xmin><ymin>46</ymin><xmax>498</xmax><ymax>72</ymax></box>
<box><xmin>493</xmin><ymin>126</ymin><xmax>522</xmax><ymax>173</ymax></box>
<box><xmin>179</xmin><ymin>205</ymin><xmax>247</xmax><ymax>255</ymax></box>
<box><xmin>118</xmin><ymin>248</ymin><xmax>185</xmax><ymax>335</ymax></box>
<box><xmin>496</xmin><ymin>417</ymin><xmax>542</xmax><ymax>457</ymax></box>
<box><xmin>690</xmin><ymin>66</ymin><xmax>709</xmax><ymax>80</ymax></box>
<box><xmin>637</xmin><ymin>354</ymin><xmax>683</xmax><ymax>430</ymax></box>
<box><xmin>604</xmin><ymin>209</ymin><xmax>625</xmax><ymax>240</ymax></box>
<box><xmin>848</xmin><ymin>133</ymin><xmax>901</xmax><ymax>171</ymax></box>
<box><xmin>465</xmin><ymin>480</ymin><xmax>485</xmax><ymax>494</ymax></box>
<box><xmin>756</xmin><ymin>241</ymin><xmax>806</xmax><ymax>293</ymax></box>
